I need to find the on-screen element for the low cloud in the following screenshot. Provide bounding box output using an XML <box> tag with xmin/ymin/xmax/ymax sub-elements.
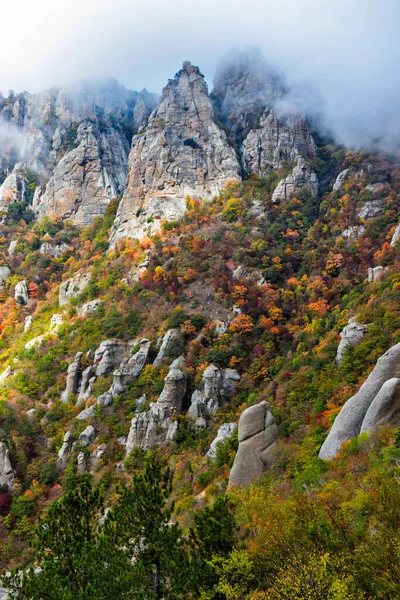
<box><xmin>0</xmin><ymin>0</ymin><xmax>398</xmax><ymax>152</ymax></box>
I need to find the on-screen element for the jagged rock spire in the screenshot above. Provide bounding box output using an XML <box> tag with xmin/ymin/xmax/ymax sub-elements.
<box><xmin>110</xmin><ymin>61</ymin><xmax>240</xmax><ymax>245</ymax></box>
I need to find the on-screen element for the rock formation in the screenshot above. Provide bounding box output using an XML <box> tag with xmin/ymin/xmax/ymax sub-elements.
<box><xmin>0</xmin><ymin>80</ymin><xmax>157</xmax><ymax>224</ymax></box>
<box><xmin>110</xmin><ymin>339</ymin><xmax>151</xmax><ymax>395</ymax></box>
<box><xmin>368</xmin><ymin>266</ymin><xmax>388</xmax><ymax>283</ymax></box>
<box><xmin>59</xmin><ymin>273</ymin><xmax>91</xmax><ymax>306</ymax></box>
<box><xmin>153</xmin><ymin>329</ymin><xmax>183</xmax><ymax>368</ymax></box>
<box><xmin>212</xmin><ymin>49</ymin><xmax>317</xmax><ymax>199</ymax></box>
<box><xmin>188</xmin><ymin>365</ymin><xmax>240</xmax><ymax>421</ymax></box>
<box><xmin>0</xmin><ymin>267</ymin><xmax>10</xmax><ymax>282</ymax></box>
<box><xmin>206</xmin><ymin>423</ymin><xmax>236</xmax><ymax>460</ymax></box>
<box><xmin>78</xmin><ymin>425</ymin><xmax>96</xmax><ymax>447</ymax></box>
<box><xmin>126</xmin><ymin>368</ymin><xmax>187</xmax><ymax>452</ymax></box>
<box><xmin>94</xmin><ymin>340</ymin><xmax>132</xmax><ymax>377</ymax></box>
<box><xmin>271</xmin><ymin>158</ymin><xmax>318</xmax><ymax>202</ymax></box>
<box><xmin>77</xmin><ymin>365</ymin><xmax>95</xmax><ymax>402</ymax></box>
<box><xmin>336</xmin><ymin>318</ymin><xmax>368</xmax><ymax>364</ymax></box>
<box><xmin>40</xmin><ymin>242</ymin><xmax>71</xmax><ymax>258</ymax></box>
<box><xmin>333</xmin><ymin>168</ymin><xmax>350</xmax><ymax>191</ymax></box>
<box><xmin>0</xmin><ymin>442</ymin><xmax>14</xmax><ymax>491</ymax></box>
<box><xmin>390</xmin><ymin>223</ymin><xmax>400</xmax><ymax>246</ymax></box>
<box><xmin>24</xmin><ymin>313</ymin><xmax>63</xmax><ymax>350</ymax></box>
<box><xmin>14</xmin><ymin>280</ymin><xmax>28</xmax><ymax>305</ymax></box>
<box><xmin>110</xmin><ymin>61</ymin><xmax>240</xmax><ymax>244</ymax></box>
<box><xmin>319</xmin><ymin>342</ymin><xmax>400</xmax><ymax>459</ymax></box>
<box><xmin>228</xmin><ymin>401</ymin><xmax>278</xmax><ymax>488</ymax></box>
<box><xmin>61</xmin><ymin>352</ymin><xmax>83</xmax><ymax>402</ymax></box>
<box><xmin>57</xmin><ymin>432</ymin><xmax>73</xmax><ymax>470</ymax></box>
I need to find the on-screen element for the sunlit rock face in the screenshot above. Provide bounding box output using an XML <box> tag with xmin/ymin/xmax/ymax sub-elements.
<box><xmin>109</xmin><ymin>61</ymin><xmax>240</xmax><ymax>245</ymax></box>
<box><xmin>319</xmin><ymin>342</ymin><xmax>400</xmax><ymax>459</ymax></box>
<box><xmin>0</xmin><ymin>79</ymin><xmax>157</xmax><ymax>223</ymax></box>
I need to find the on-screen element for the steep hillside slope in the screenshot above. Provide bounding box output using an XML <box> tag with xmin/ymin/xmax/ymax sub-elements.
<box><xmin>0</xmin><ymin>55</ymin><xmax>399</xmax><ymax>598</ymax></box>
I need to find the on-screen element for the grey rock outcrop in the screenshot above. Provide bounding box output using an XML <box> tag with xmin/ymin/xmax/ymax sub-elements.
<box><xmin>0</xmin><ymin>167</ymin><xmax>27</xmax><ymax>209</ymax></box>
<box><xmin>228</xmin><ymin>401</ymin><xmax>278</xmax><ymax>488</ymax></box>
<box><xmin>14</xmin><ymin>280</ymin><xmax>28</xmax><ymax>305</ymax></box>
<box><xmin>153</xmin><ymin>329</ymin><xmax>183</xmax><ymax>368</ymax></box>
<box><xmin>0</xmin><ymin>366</ymin><xmax>13</xmax><ymax>383</ymax></box>
<box><xmin>77</xmin><ymin>299</ymin><xmax>102</xmax><ymax>316</ymax></box>
<box><xmin>368</xmin><ymin>266</ymin><xmax>388</xmax><ymax>283</ymax></box>
<box><xmin>77</xmin><ymin>452</ymin><xmax>88</xmax><ymax>474</ymax></box>
<box><xmin>76</xmin><ymin>405</ymin><xmax>95</xmax><ymax>421</ymax></box>
<box><xmin>110</xmin><ymin>61</ymin><xmax>240</xmax><ymax>244</ymax></box>
<box><xmin>212</xmin><ymin>49</ymin><xmax>317</xmax><ymax>196</ymax></box>
<box><xmin>57</xmin><ymin>432</ymin><xmax>73</xmax><ymax>470</ymax></box>
<box><xmin>188</xmin><ymin>365</ymin><xmax>240</xmax><ymax>420</ymax></box>
<box><xmin>206</xmin><ymin>423</ymin><xmax>236</xmax><ymax>460</ymax></box>
<box><xmin>24</xmin><ymin>316</ymin><xmax>33</xmax><ymax>332</ymax></box>
<box><xmin>233</xmin><ymin>264</ymin><xmax>266</xmax><ymax>286</ymax></box>
<box><xmin>8</xmin><ymin>241</ymin><xmax>17</xmax><ymax>256</ymax></box>
<box><xmin>0</xmin><ymin>79</ymin><xmax>157</xmax><ymax>225</ymax></box>
<box><xmin>0</xmin><ymin>442</ymin><xmax>14</xmax><ymax>491</ymax></box>
<box><xmin>336</xmin><ymin>318</ymin><xmax>368</xmax><ymax>364</ymax></box>
<box><xmin>340</xmin><ymin>225</ymin><xmax>366</xmax><ymax>242</ymax></box>
<box><xmin>319</xmin><ymin>342</ymin><xmax>400</xmax><ymax>459</ymax></box>
<box><xmin>357</xmin><ymin>199</ymin><xmax>384</xmax><ymax>220</ymax></box>
<box><xmin>360</xmin><ymin>378</ymin><xmax>400</xmax><ymax>433</ymax></box>
<box><xmin>242</xmin><ymin>114</ymin><xmax>316</xmax><ymax>178</ymax></box>
<box><xmin>94</xmin><ymin>340</ymin><xmax>132</xmax><ymax>378</ymax></box>
<box><xmin>271</xmin><ymin>158</ymin><xmax>318</xmax><ymax>202</ymax></box>
<box><xmin>333</xmin><ymin>168</ymin><xmax>350</xmax><ymax>191</ymax></box>
<box><xmin>78</xmin><ymin>425</ymin><xmax>96</xmax><ymax>447</ymax></box>
<box><xmin>61</xmin><ymin>352</ymin><xmax>83</xmax><ymax>402</ymax></box>
<box><xmin>59</xmin><ymin>272</ymin><xmax>91</xmax><ymax>306</ymax></box>
<box><xmin>40</xmin><ymin>242</ymin><xmax>70</xmax><ymax>257</ymax></box>
<box><xmin>390</xmin><ymin>223</ymin><xmax>400</xmax><ymax>247</ymax></box>
<box><xmin>0</xmin><ymin>267</ymin><xmax>11</xmax><ymax>282</ymax></box>
<box><xmin>126</xmin><ymin>368</ymin><xmax>186</xmax><ymax>452</ymax></box>
<box><xmin>33</xmin><ymin>120</ymin><xmax>129</xmax><ymax>225</ymax></box>
<box><xmin>110</xmin><ymin>339</ymin><xmax>151</xmax><ymax>395</ymax></box>
<box><xmin>77</xmin><ymin>365</ymin><xmax>95</xmax><ymax>402</ymax></box>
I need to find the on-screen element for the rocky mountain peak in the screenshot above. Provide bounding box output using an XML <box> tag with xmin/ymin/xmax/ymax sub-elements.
<box><xmin>212</xmin><ymin>49</ymin><xmax>285</xmax><ymax>131</ymax></box>
<box><xmin>110</xmin><ymin>62</ymin><xmax>240</xmax><ymax>244</ymax></box>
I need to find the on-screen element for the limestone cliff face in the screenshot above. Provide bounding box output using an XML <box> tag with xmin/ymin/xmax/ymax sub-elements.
<box><xmin>212</xmin><ymin>50</ymin><xmax>318</xmax><ymax>198</ymax></box>
<box><xmin>0</xmin><ymin>80</ymin><xmax>157</xmax><ymax>223</ymax></box>
<box><xmin>110</xmin><ymin>62</ymin><xmax>240</xmax><ymax>245</ymax></box>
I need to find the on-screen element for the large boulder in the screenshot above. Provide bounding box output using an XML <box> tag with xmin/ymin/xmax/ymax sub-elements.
<box><xmin>0</xmin><ymin>442</ymin><xmax>14</xmax><ymax>491</ymax></box>
<box><xmin>126</xmin><ymin>368</ymin><xmax>186</xmax><ymax>452</ymax></box>
<box><xmin>228</xmin><ymin>401</ymin><xmax>278</xmax><ymax>488</ymax></box>
<box><xmin>360</xmin><ymin>378</ymin><xmax>400</xmax><ymax>433</ymax></box>
<box><xmin>59</xmin><ymin>273</ymin><xmax>91</xmax><ymax>306</ymax></box>
<box><xmin>336</xmin><ymin>318</ymin><xmax>368</xmax><ymax>364</ymax></box>
<box><xmin>110</xmin><ymin>61</ymin><xmax>240</xmax><ymax>244</ymax></box>
<box><xmin>319</xmin><ymin>342</ymin><xmax>400</xmax><ymax>459</ymax></box>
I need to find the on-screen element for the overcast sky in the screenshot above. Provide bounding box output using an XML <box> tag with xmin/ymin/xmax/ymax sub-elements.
<box><xmin>1</xmin><ymin>0</ymin><xmax>400</xmax><ymax>149</ymax></box>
